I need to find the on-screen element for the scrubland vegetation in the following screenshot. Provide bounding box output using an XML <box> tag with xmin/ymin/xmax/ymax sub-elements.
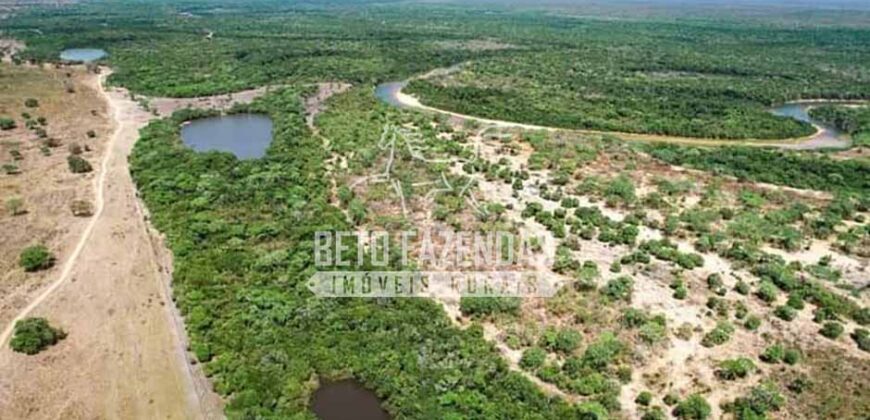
<box><xmin>3</xmin><ymin>0</ymin><xmax>869</xmax><ymax>419</ymax></box>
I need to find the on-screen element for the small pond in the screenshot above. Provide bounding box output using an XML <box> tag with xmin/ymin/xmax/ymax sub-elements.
<box><xmin>59</xmin><ymin>48</ymin><xmax>107</xmax><ymax>62</ymax></box>
<box><xmin>374</xmin><ymin>82</ymin><xmax>409</xmax><ymax>108</ymax></box>
<box><xmin>180</xmin><ymin>113</ymin><xmax>273</xmax><ymax>159</ymax></box>
<box><xmin>311</xmin><ymin>379</ymin><xmax>390</xmax><ymax>420</ymax></box>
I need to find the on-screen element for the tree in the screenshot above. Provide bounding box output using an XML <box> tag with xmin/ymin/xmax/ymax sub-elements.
<box><xmin>9</xmin><ymin>318</ymin><xmax>67</xmax><ymax>355</ymax></box>
<box><xmin>19</xmin><ymin>245</ymin><xmax>55</xmax><ymax>272</ymax></box>
<box><xmin>68</xmin><ymin>155</ymin><xmax>93</xmax><ymax>173</ymax></box>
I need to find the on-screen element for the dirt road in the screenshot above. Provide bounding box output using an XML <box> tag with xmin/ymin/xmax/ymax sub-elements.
<box><xmin>0</xmin><ymin>71</ymin><xmax>223</xmax><ymax>419</ymax></box>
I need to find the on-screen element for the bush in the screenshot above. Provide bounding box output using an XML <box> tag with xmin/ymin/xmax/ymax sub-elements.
<box><xmin>819</xmin><ymin>321</ymin><xmax>844</xmax><ymax>339</ymax></box>
<box><xmin>642</xmin><ymin>406</ymin><xmax>667</xmax><ymax>420</ymax></box>
<box><xmin>24</xmin><ymin>98</ymin><xmax>39</xmax><ymax>108</ymax></box>
<box><xmin>67</xmin><ymin>155</ymin><xmax>93</xmax><ymax>173</ymax></box>
<box><xmin>756</xmin><ymin>281</ymin><xmax>778</xmax><ymax>303</ymax></box>
<box><xmin>0</xmin><ymin>117</ymin><xmax>16</xmax><ymax>130</ymax></box>
<box><xmin>603</xmin><ymin>276</ymin><xmax>633</xmax><ymax>302</ymax></box>
<box><xmin>519</xmin><ymin>347</ymin><xmax>547</xmax><ymax>370</ymax></box>
<box><xmin>5</xmin><ymin>197</ymin><xmax>26</xmax><ymax>216</ymax></box>
<box><xmin>774</xmin><ymin>305</ymin><xmax>797</xmax><ymax>321</ymax></box>
<box><xmin>663</xmin><ymin>392</ymin><xmax>680</xmax><ymax>406</ymax></box>
<box><xmin>701</xmin><ymin>322</ymin><xmax>734</xmax><ymax>347</ymax></box>
<box><xmin>70</xmin><ymin>200</ymin><xmax>94</xmax><ymax>217</ymax></box>
<box><xmin>9</xmin><ymin>318</ymin><xmax>67</xmax><ymax>354</ymax></box>
<box><xmin>760</xmin><ymin>344</ymin><xmax>785</xmax><ymax>363</ymax></box>
<box><xmin>717</xmin><ymin>357</ymin><xmax>756</xmax><ymax>380</ymax></box>
<box><xmin>636</xmin><ymin>391</ymin><xmax>653</xmax><ymax>406</ymax></box>
<box><xmin>673</xmin><ymin>394</ymin><xmax>711</xmax><ymax>419</ymax></box>
<box><xmin>68</xmin><ymin>142</ymin><xmax>83</xmax><ymax>155</ymax></box>
<box><xmin>743</xmin><ymin>315</ymin><xmax>761</xmax><ymax>331</ymax></box>
<box><xmin>459</xmin><ymin>297</ymin><xmax>521</xmax><ymax>317</ymax></box>
<box><xmin>724</xmin><ymin>382</ymin><xmax>784</xmax><ymax>419</ymax></box>
<box><xmin>851</xmin><ymin>328</ymin><xmax>870</xmax><ymax>352</ymax></box>
<box><xmin>539</xmin><ymin>327</ymin><xmax>582</xmax><ymax>354</ymax></box>
<box><xmin>783</xmin><ymin>348</ymin><xmax>801</xmax><ymax>365</ymax></box>
<box><xmin>86</xmin><ymin>129</ymin><xmax>97</xmax><ymax>138</ymax></box>
<box><xmin>734</xmin><ymin>280</ymin><xmax>750</xmax><ymax>295</ymax></box>
<box><xmin>19</xmin><ymin>245</ymin><xmax>54</xmax><ymax>272</ymax></box>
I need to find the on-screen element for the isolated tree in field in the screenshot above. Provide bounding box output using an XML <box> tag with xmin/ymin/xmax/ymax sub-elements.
<box><xmin>19</xmin><ymin>245</ymin><xmax>55</xmax><ymax>272</ymax></box>
<box><xmin>5</xmin><ymin>197</ymin><xmax>26</xmax><ymax>216</ymax></box>
<box><xmin>67</xmin><ymin>155</ymin><xmax>93</xmax><ymax>173</ymax></box>
<box><xmin>9</xmin><ymin>318</ymin><xmax>67</xmax><ymax>355</ymax></box>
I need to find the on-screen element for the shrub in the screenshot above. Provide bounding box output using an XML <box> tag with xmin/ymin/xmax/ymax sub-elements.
<box><xmin>724</xmin><ymin>382</ymin><xmax>784</xmax><ymax>419</ymax></box>
<box><xmin>539</xmin><ymin>326</ymin><xmax>582</xmax><ymax>354</ymax></box>
<box><xmin>70</xmin><ymin>200</ymin><xmax>94</xmax><ymax>217</ymax></box>
<box><xmin>519</xmin><ymin>347</ymin><xmax>547</xmax><ymax>370</ymax></box>
<box><xmin>743</xmin><ymin>315</ymin><xmax>761</xmax><ymax>331</ymax></box>
<box><xmin>756</xmin><ymin>281</ymin><xmax>778</xmax><ymax>303</ymax></box>
<box><xmin>19</xmin><ymin>245</ymin><xmax>54</xmax><ymax>272</ymax></box>
<box><xmin>0</xmin><ymin>117</ymin><xmax>16</xmax><ymax>130</ymax></box>
<box><xmin>717</xmin><ymin>357</ymin><xmax>756</xmax><ymax>380</ymax></box>
<box><xmin>774</xmin><ymin>305</ymin><xmax>797</xmax><ymax>321</ymax></box>
<box><xmin>734</xmin><ymin>280</ymin><xmax>750</xmax><ymax>295</ymax></box>
<box><xmin>760</xmin><ymin>344</ymin><xmax>785</xmax><ymax>363</ymax></box>
<box><xmin>67</xmin><ymin>155</ymin><xmax>93</xmax><ymax>173</ymax></box>
<box><xmin>701</xmin><ymin>322</ymin><xmax>734</xmax><ymax>347</ymax></box>
<box><xmin>24</xmin><ymin>98</ymin><xmax>39</xmax><ymax>108</ymax></box>
<box><xmin>636</xmin><ymin>391</ymin><xmax>653</xmax><ymax>407</ymax></box>
<box><xmin>9</xmin><ymin>318</ymin><xmax>67</xmax><ymax>354</ymax></box>
<box><xmin>459</xmin><ymin>297</ymin><xmax>521</xmax><ymax>317</ymax></box>
<box><xmin>819</xmin><ymin>321</ymin><xmax>844</xmax><ymax>339</ymax></box>
<box><xmin>86</xmin><ymin>129</ymin><xmax>97</xmax><ymax>138</ymax></box>
<box><xmin>642</xmin><ymin>406</ymin><xmax>667</xmax><ymax>420</ymax></box>
<box><xmin>851</xmin><ymin>328</ymin><xmax>870</xmax><ymax>352</ymax></box>
<box><xmin>783</xmin><ymin>348</ymin><xmax>801</xmax><ymax>365</ymax></box>
<box><xmin>5</xmin><ymin>197</ymin><xmax>25</xmax><ymax>216</ymax></box>
<box><xmin>603</xmin><ymin>276</ymin><xmax>633</xmax><ymax>302</ymax></box>
<box><xmin>673</xmin><ymin>394</ymin><xmax>711</xmax><ymax>419</ymax></box>
<box><xmin>663</xmin><ymin>392</ymin><xmax>680</xmax><ymax>406</ymax></box>
<box><xmin>2</xmin><ymin>163</ymin><xmax>21</xmax><ymax>175</ymax></box>
<box><xmin>68</xmin><ymin>143</ymin><xmax>83</xmax><ymax>155</ymax></box>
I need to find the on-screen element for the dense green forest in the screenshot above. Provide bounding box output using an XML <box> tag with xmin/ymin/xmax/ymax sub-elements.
<box><xmin>8</xmin><ymin>0</ymin><xmax>870</xmax><ymax>139</ymax></box>
<box><xmin>129</xmin><ymin>87</ymin><xmax>595</xmax><ymax>418</ymax></box>
<box><xmin>810</xmin><ymin>104</ymin><xmax>870</xmax><ymax>147</ymax></box>
<box><xmin>642</xmin><ymin>144</ymin><xmax>870</xmax><ymax>195</ymax></box>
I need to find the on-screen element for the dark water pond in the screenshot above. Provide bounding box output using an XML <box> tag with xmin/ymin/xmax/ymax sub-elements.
<box><xmin>180</xmin><ymin>114</ymin><xmax>273</xmax><ymax>159</ymax></box>
<box><xmin>311</xmin><ymin>379</ymin><xmax>390</xmax><ymax>420</ymax></box>
<box><xmin>59</xmin><ymin>48</ymin><xmax>107</xmax><ymax>62</ymax></box>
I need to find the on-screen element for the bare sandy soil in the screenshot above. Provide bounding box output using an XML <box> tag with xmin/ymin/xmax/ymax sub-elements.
<box><xmin>0</xmin><ymin>66</ymin><xmax>224</xmax><ymax>419</ymax></box>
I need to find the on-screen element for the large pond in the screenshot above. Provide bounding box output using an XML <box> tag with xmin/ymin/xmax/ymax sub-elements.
<box><xmin>59</xmin><ymin>48</ymin><xmax>107</xmax><ymax>62</ymax></box>
<box><xmin>311</xmin><ymin>379</ymin><xmax>390</xmax><ymax>420</ymax></box>
<box><xmin>180</xmin><ymin>114</ymin><xmax>273</xmax><ymax>159</ymax></box>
